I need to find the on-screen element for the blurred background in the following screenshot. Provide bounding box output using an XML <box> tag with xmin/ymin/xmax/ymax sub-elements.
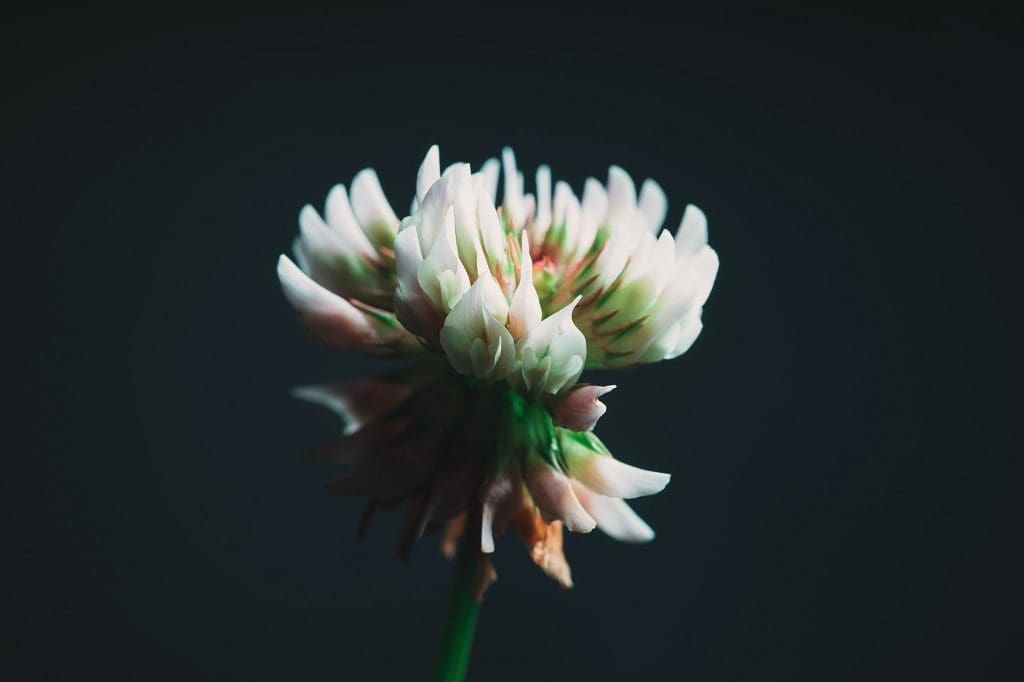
<box><xmin>4</xmin><ymin>5</ymin><xmax>1020</xmax><ymax>680</ymax></box>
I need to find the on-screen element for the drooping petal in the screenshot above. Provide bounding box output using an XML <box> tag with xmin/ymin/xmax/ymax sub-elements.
<box><xmin>524</xmin><ymin>457</ymin><xmax>596</xmax><ymax>533</ymax></box>
<box><xmin>558</xmin><ymin>429</ymin><xmax>671</xmax><ymax>499</ymax></box>
<box><xmin>291</xmin><ymin>378</ymin><xmax>413</xmax><ymax>435</ymax></box>
<box><xmin>571</xmin><ymin>481</ymin><xmax>655</xmax><ymax>542</ymax></box>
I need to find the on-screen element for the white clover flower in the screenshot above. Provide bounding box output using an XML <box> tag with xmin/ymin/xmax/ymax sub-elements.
<box><xmin>278</xmin><ymin>144</ymin><xmax>717</xmax><ymax>594</ymax></box>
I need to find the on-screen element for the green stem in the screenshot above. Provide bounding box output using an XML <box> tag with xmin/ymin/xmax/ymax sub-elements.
<box><xmin>434</xmin><ymin>517</ymin><xmax>482</xmax><ymax>682</ymax></box>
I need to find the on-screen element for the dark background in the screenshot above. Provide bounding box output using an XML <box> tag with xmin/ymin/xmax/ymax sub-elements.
<box><xmin>4</xmin><ymin>5</ymin><xmax>1021</xmax><ymax>680</ymax></box>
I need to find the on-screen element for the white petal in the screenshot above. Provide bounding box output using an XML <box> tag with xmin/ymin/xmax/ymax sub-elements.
<box><xmin>572</xmin><ymin>482</ymin><xmax>655</xmax><ymax>542</ymax></box>
<box><xmin>509</xmin><ymin>231</ymin><xmax>542</xmax><ymax>340</ymax></box>
<box><xmin>277</xmin><ymin>255</ymin><xmax>374</xmax><ymax>347</ymax></box>
<box><xmin>477</xmin><ymin>157</ymin><xmax>500</xmax><ymax>204</ymax></box>
<box><xmin>638</xmin><ymin>178</ymin><xmax>668</xmax><ymax>233</ymax></box>
<box><xmin>606</xmin><ymin>165</ymin><xmax>637</xmax><ymax>229</ymax></box>
<box><xmin>502</xmin><ymin>147</ymin><xmax>526</xmax><ymax>228</ymax></box>
<box><xmin>665</xmin><ymin>313</ymin><xmax>703</xmax><ymax>359</ymax></box>
<box><xmin>298</xmin><ymin>204</ymin><xmax>345</xmax><ymax>260</ymax></box>
<box><xmin>417</xmin><ymin>211</ymin><xmax>470</xmax><ymax>312</ymax></box>
<box><xmin>350</xmin><ymin>168</ymin><xmax>399</xmax><ymax>242</ymax></box>
<box><xmin>591</xmin><ymin>221</ymin><xmax>632</xmax><ymax>290</ymax></box>
<box><xmin>578</xmin><ymin>178</ymin><xmax>608</xmax><ymax>256</ymax></box>
<box><xmin>676</xmin><ymin>204</ymin><xmax>708</xmax><ymax>256</ymax></box>
<box><xmin>415</xmin><ymin>145</ymin><xmax>441</xmax><ymax>204</ymax></box>
<box><xmin>528</xmin><ymin>165</ymin><xmax>552</xmax><ymax>250</ymax></box>
<box><xmin>564</xmin><ymin>449</ymin><xmax>671</xmax><ymax>499</ymax></box>
<box><xmin>393</xmin><ymin>225</ymin><xmax>440</xmax><ymax>340</ymax></box>
<box><xmin>324</xmin><ymin>185</ymin><xmax>378</xmax><ymax>260</ymax></box>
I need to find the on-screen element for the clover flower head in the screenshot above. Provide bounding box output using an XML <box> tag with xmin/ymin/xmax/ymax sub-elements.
<box><xmin>278</xmin><ymin>144</ymin><xmax>717</xmax><ymax>592</ymax></box>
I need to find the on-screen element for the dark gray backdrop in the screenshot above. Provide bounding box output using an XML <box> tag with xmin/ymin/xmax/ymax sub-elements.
<box><xmin>4</xmin><ymin>5</ymin><xmax>1020</xmax><ymax>680</ymax></box>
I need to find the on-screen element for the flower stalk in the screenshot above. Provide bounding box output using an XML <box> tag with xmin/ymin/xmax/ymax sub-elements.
<box><xmin>435</xmin><ymin>507</ymin><xmax>483</xmax><ymax>682</ymax></box>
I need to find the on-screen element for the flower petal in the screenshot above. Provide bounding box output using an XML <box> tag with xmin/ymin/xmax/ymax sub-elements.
<box><xmin>416</xmin><ymin>145</ymin><xmax>441</xmax><ymax>204</ymax></box>
<box><xmin>291</xmin><ymin>378</ymin><xmax>413</xmax><ymax>435</ymax></box>
<box><xmin>676</xmin><ymin>203</ymin><xmax>708</xmax><ymax>256</ymax></box>
<box><xmin>509</xmin><ymin>231</ymin><xmax>542</xmax><ymax>340</ymax></box>
<box><xmin>277</xmin><ymin>255</ymin><xmax>375</xmax><ymax>348</ymax></box>
<box><xmin>324</xmin><ymin>185</ymin><xmax>378</xmax><ymax>261</ymax></box>
<box><xmin>572</xmin><ymin>482</ymin><xmax>655</xmax><ymax>542</ymax></box>
<box><xmin>638</xmin><ymin>178</ymin><xmax>668</xmax><ymax>233</ymax></box>
<box><xmin>350</xmin><ymin>168</ymin><xmax>399</xmax><ymax>246</ymax></box>
<box><xmin>549</xmin><ymin>384</ymin><xmax>615</xmax><ymax>432</ymax></box>
<box><xmin>559</xmin><ymin>430</ymin><xmax>671</xmax><ymax>499</ymax></box>
<box><xmin>524</xmin><ymin>459</ymin><xmax>596</xmax><ymax>533</ymax></box>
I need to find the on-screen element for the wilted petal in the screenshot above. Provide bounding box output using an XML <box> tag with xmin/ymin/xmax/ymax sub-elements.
<box><xmin>291</xmin><ymin>378</ymin><xmax>413</xmax><ymax>435</ymax></box>
<box><xmin>524</xmin><ymin>457</ymin><xmax>596</xmax><ymax>533</ymax></box>
<box><xmin>550</xmin><ymin>384</ymin><xmax>615</xmax><ymax>432</ymax></box>
<box><xmin>559</xmin><ymin>429</ymin><xmax>671</xmax><ymax>499</ymax></box>
<box><xmin>571</xmin><ymin>481</ymin><xmax>655</xmax><ymax>543</ymax></box>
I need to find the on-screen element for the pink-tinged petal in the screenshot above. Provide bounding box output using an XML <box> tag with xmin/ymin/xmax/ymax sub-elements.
<box><xmin>550</xmin><ymin>384</ymin><xmax>616</xmax><ymax>432</ymax></box>
<box><xmin>291</xmin><ymin>378</ymin><xmax>413</xmax><ymax>435</ymax></box>
<box><xmin>571</xmin><ymin>482</ymin><xmax>655</xmax><ymax>543</ymax></box>
<box><xmin>524</xmin><ymin>459</ymin><xmax>595</xmax><ymax>533</ymax></box>
<box><xmin>277</xmin><ymin>255</ymin><xmax>376</xmax><ymax>348</ymax></box>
